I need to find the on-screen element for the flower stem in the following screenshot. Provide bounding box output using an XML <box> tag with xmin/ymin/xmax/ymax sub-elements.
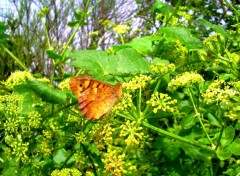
<box><xmin>2</xmin><ymin>45</ymin><xmax>28</xmax><ymax>71</ymax></box>
<box><xmin>142</xmin><ymin>121</ymin><xmax>213</xmax><ymax>152</ymax></box>
<box><xmin>188</xmin><ymin>87</ymin><xmax>213</xmax><ymax>145</ymax></box>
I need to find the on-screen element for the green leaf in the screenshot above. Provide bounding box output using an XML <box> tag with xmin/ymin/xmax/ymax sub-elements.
<box><xmin>70</xmin><ymin>48</ymin><xmax>150</xmax><ymax>83</ymax></box>
<box><xmin>220</xmin><ymin>126</ymin><xmax>235</xmax><ymax>147</ymax></box>
<box><xmin>124</xmin><ymin>36</ymin><xmax>154</xmax><ymax>55</ymax></box>
<box><xmin>0</xmin><ymin>22</ymin><xmax>8</xmax><ymax>33</ymax></box>
<box><xmin>67</xmin><ymin>21</ymin><xmax>79</xmax><ymax>27</ymax></box>
<box><xmin>46</xmin><ymin>50</ymin><xmax>62</xmax><ymax>60</ymax></box>
<box><xmin>216</xmin><ymin>147</ymin><xmax>232</xmax><ymax>160</ymax></box>
<box><xmin>158</xmin><ymin>27</ymin><xmax>203</xmax><ymax>49</ymax></box>
<box><xmin>154</xmin><ymin>137</ymin><xmax>181</xmax><ymax>160</ymax></box>
<box><xmin>183</xmin><ymin>145</ymin><xmax>211</xmax><ymax>161</ymax></box>
<box><xmin>228</xmin><ymin>138</ymin><xmax>240</xmax><ymax>156</ymax></box>
<box><xmin>207</xmin><ymin>113</ymin><xmax>221</xmax><ymax>127</ymax></box>
<box><xmin>53</xmin><ymin>148</ymin><xmax>68</xmax><ymax>165</ymax></box>
<box><xmin>219</xmin><ymin>73</ymin><xmax>237</xmax><ymax>80</ymax></box>
<box><xmin>1</xmin><ymin>156</ymin><xmax>19</xmax><ymax>176</ymax></box>
<box><xmin>13</xmin><ymin>84</ymin><xmax>35</xmax><ymax>115</ymax></box>
<box><xmin>181</xmin><ymin>113</ymin><xmax>197</xmax><ymax>129</ymax></box>
<box><xmin>196</xmin><ymin>19</ymin><xmax>231</xmax><ymax>38</ymax></box>
<box><xmin>27</xmin><ymin>80</ymin><xmax>67</xmax><ymax>104</ymax></box>
<box><xmin>152</xmin><ymin>1</ymin><xmax>173</xmax><ymax>22</ymax></box>
<box><xmin>73</xmin><ymin>8</ymin><xmax>90</xmax><ymax>21</ymax></box>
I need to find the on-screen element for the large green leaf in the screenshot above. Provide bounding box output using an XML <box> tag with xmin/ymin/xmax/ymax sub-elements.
<box><xmin>53</xmin><ymin>148</ymin><xmax>68</xmax><ymax>165</ymax></box>
<box><xmin>158</xmin><ymin>27</ymin><xmax>203</xmax><ymax>49</ymax></box>
<box><xmin>228</xmin><ymin>138</ymin><xmax>240</xmax><ymax>156</ymax></box>
<box><xmin>124</xmin><ymin>36</ymin><xmax>154</xmax><ymax>55</ymax></box>
<box><xmin>13</xmin><ymin>84</ymin><xmax>35</xmax><ymax>115</ymax></box>
<box><xmin>220</xmin><ymin>126</ymin><xmax>235</xmax><ymax>147</ymax></box>
<box><xmin>27</xmin><ymin>80</ymin><xmax>67</xmax><ymax>104</ymax></box>
<box><xmin>196</xmin><ymin>19</ymin><xmax>231</xmax><ymax>38</ymax></box>
<box><xmin>216</xmin><ymin>147</ymin><xmax>232</xmax><ymax>160</ymax></box>
<box><xmin>70</xmin><ymin>48</ymin><xmax>150</xmax><ymax>83</ymax></box>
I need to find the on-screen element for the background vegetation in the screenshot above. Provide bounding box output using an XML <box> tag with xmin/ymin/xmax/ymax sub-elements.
<box><xmin>0</xmin><ymin>0</ymin><xmax>240</xmax><ymax>175</ymax></box>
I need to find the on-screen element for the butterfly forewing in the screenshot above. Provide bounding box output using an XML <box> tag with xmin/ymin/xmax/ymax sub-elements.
<box><xmin>69</xmin><ymin>76</ymin><xmax>122</xmax><ymax>120</ymax></box>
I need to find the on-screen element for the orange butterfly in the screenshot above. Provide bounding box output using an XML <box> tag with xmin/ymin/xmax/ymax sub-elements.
<box><xmin>69</xmin><ymin>76</ymin><xmax>122</xmax><ymax>120</ymax></box>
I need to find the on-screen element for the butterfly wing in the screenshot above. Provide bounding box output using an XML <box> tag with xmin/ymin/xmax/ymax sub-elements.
<box><xmin>69</xmin><ymin>76</ymin><xmax>122</xmax><ymax>120</ymax></box>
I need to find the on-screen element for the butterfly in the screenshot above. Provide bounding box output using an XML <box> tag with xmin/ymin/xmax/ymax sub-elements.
<box><xmin>69</xmin><ymin>76</ymin><xmax>122</xmax><ymax>120</ymax></box>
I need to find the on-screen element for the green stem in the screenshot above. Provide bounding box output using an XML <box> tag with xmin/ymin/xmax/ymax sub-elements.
<box><xmin>116</xmin><ymin>112</ymin><xmax>135</xmax><ymax>121</ymax></box>
<box><xmin>143</xmin><ymin>78</ymin><xmax>161</xmax><ymax>116</ymax></box>
<box><xmin>142</xmin><ymin>121</ymin><xmax>213</xmax><ymax>152</ymax></box>
<box><xmin>1</xmin><ymin>45</ymin><xmax>28</xmax><ymax>71</ymax></box>
<box><xmin>188</xmin><ymin>87</ymin><xmax>213</xmax><ymax>145</ymax></box>
<box><xmin>137</xmin><ymin>87</ymin><xmax>142</xmax><ymax>118</ymax></box>
<box><xmin>119</xmin><ymin>34</ymin><xmax>125</xmax><ymax>44</ymax></box>
<box><xmin>60</xmin><ymin>0</ymin><xmax>101</xmax><ymax>56</ymax></box>
<box><xmin>42</xmin><ymin>18</ymin><xmax>51</xmax><ymax>48</ymax></box>
<box><xmin>223</xmin><ymin>0</ymin><xmax>240</xmax><ymax>16</ymax></box>
<box><xmin>165</xmin><ymin>0</ymin><xmax>183</xmax><ymax>26</ymax></box>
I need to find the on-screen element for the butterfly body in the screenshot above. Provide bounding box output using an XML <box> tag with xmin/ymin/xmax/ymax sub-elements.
<box><xmin>69</xmin><ymin>76</ymin><xmax>122</xmax><ymax>120</ymax></box>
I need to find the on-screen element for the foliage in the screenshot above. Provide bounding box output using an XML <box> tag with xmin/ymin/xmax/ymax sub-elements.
<box><xmin>1</xmin><ymin>0</ymin><xmax>240</xmax><ymax>176</ymax></box>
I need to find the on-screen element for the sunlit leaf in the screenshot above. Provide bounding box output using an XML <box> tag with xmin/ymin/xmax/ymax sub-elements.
<box><xmin>27</xmin><ymin>80</ymin><xmax>67</xmax><ymax>104</ymax></box>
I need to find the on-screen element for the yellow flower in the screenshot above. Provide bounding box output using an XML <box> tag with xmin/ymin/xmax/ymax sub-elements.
<box><xmin>167</xmin><ymin>72</ymin><xmax>204</xmax><ymax>92</ymax></box>
<box><xmin>147</xmin><ymin>92</ymin><xmax>178</xmax><ymax>114</ymax></box>
<box><xmin>58</xmin><ymin>78</ymin><xmax>70</xmax><ymax>91</ymax></box>
<box><xmin>5</xmin><ymin>71</ymin><xmax>34</xmax><ymax>90</ymax></box>
<box><xmin>123</xmin><ymin>74</ymin><xmax>151</xmax><ymax>91</ymax></box>
<box><xmin>113</xmin><ymin>24</ymin><xmax>130</xmax><ymax>34</ymax></box>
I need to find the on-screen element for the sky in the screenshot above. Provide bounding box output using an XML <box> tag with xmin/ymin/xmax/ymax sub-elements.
<box><xmin>0</xmin><ymin>0</ymin><xmax>14</xmax><ymax>21</ymax></box>
<box><xmin>0</xmin><ymin>0</ymin><xmax>11</xmax><ymax>9</ymax></box>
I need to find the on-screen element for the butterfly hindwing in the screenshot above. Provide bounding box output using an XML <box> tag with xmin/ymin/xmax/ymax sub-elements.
<box><xmin>69</xmin><ymin>76</ymin><xmax>122</xmax><ymax>120</ymax></box>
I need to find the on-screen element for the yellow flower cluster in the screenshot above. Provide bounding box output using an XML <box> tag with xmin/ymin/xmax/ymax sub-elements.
<box><xmin>150</xmin><ymin>63</ymin><xmax>175</xmax><ymax>75</ymax></box>
<box><xmin>43</xmin><ymin>130</ymin><xmax>53</xmax><ymax>139</ymax></box>
<box><xmin>146</xmin><ymin>92</ymin><xmax>177</xmax><ymax>113</ymax></box>
<box><xmin>203</xmin><ymin>33</ymin><xmax>222</xmax><ymax>46</ymax></box>
<box><xmin>178</xmin><ymin>6</ymin><xmax>193</xmax><ymax>21</ymax></box>
<box><xmin>202</xmin><ymin>80</ymin><xmax>239</xmax><ymax>120</ymax></box>
<box><xmin>87</xmin><ymin>122</ymin><xmax>116</xmax><ymax>149</ymax></box>
<box><xmin>167</xmin><ymin>72</ymin><xmax>204</xmax><ymax>92</ymax></box>
<box><xmin>67</xmin><ymin>109</ymin><xmax>83</xmax><ymax>122</ymax></box>
<box><xmin>4</xmin><ymin>117</ymin><xmax>19</xmax><ymax>133</ymax></box>
<box><xmin>120</xmin><ymin>120</ymin><xmax>145</xmax><ymax>146</ymax></box>
<box><xmin>113</xmin><ymin>24</ymin><xmax>130</xmax><ymax>34</ymax></box>
<box><xmin>98</xmin><ymin>124</ymin><xmax>115</xmax><ymax>144</ymax></box>
<box><xmin>123</xmin><ymin>74</ymin><xmax>151</xmax><ymax>91</ymax></box>
<box><xmin>38</xmin><ymin>139</ymin><xmax>53</xmax><ymax>158</ymax></box>
<box><xmin>5</xmin><ymin>71</ymin><xmax>34</xmax><ymax>90</ymax></box>
<box><xmin>87</xmin><ymin>30</ymin><xmax>99</xmax><ymax>37</ymax></box>
<box><xmin>102</xmin><ymin>149</ymin><xmax>127</xmax><ymax>175</ymax></box>
<box><xmin>28</xmin><ymin>111</ymin><xmax>42</xmax><ymax>128</ymax></box>
<box><xmin>203</xmin><ymin>80</ymin><xmax>231</xmax><ymax>104</ymax></box>
<box><xmin>51</xmin><ymin>168</ymin><xmax>82</xmax><ymax>176</ymax></box>
<box><xmin>161</xmin><ymin>13</ymin><xmax>178</xmax><ymax>26</ymax></box>
<box><xmin>197</xmin><ymin>49</ymin><xmax>208</xmax><ymax>61</ymax></box>
<box><xmin>75</xmin><ymin>132</ymin><xmax>86</xmax><ymax>143</ymax></box>
<box><xmin>10</xmin><ymin>134</ymin><xmax>30</xmax><ymax>163</ymax></box>
<box><xmin>58</xmin><ymin>78</ymin><xmax>71</xmax><ymax>91</ymax></box>
<box><xmin>172</xmin><ymin>40</ymin><xmax>188</xmax><ymax>65</ymax></box>
<box><xmin>112</xmin><ymin>92</ymin><xmax>133</xmax><ymax>113</ymax></box>
<box><xmin>2</xmin><ymin>94</ymin><xmax>23</xmax><ymax>133</ymax></box>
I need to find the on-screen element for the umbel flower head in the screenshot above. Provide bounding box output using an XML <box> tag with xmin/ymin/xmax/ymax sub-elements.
<box><xmin>5</xmin><ymin>71</ymin><xmax>34</xmax><ymax>90</ymax></box>
<box><xmin>167</xmin><ymin>72</ymin><xmax>204</xmax><ymax>92</ymax></box>
<box><xmin>202</xmin><ymin>80</ymin><xmax>240</xmax><ymax>120</ymax></box>
<box><xmin>147</xmin><ymin>92</ymin><xmax>178</xmax><ymax>114</ymax></box>
<box><xmin>122</xmin><ymin>74</ymin><xmax>151</xmax><ymax>91</ymax></box>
